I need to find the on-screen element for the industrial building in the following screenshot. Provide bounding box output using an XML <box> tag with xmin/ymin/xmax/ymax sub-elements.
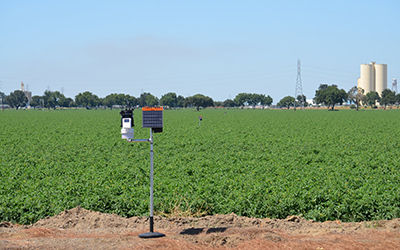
<box><xmin>357</xmin><ymin>62</ymin><xmax>387</xmax><ymax>96</ymax></box>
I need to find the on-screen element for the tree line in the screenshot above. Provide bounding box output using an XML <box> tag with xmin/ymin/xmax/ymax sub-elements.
<box><xmin>277</xmin><ymin>84</ymin><xmax>400</xmax><ymax>110</ymax></box>
<box><xmin>0</xmin><ymin>90</ymin><xmax>273</xmax><ymax>110</ymax></box>
<box><xmin>3</xmin><ymin>85</ymin><xmax>399</xmax><ymax>110</ymax></box>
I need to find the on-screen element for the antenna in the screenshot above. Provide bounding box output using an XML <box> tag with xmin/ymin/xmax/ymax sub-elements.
<box><xmin>294</xmin><ymin>59</ymin><xmax>304</xmax><ymax>110</ymax></box>
<box><xmin>392</xmin><ymin>79</ymin><xmax>397</xmax><ymax>94</ymax></box>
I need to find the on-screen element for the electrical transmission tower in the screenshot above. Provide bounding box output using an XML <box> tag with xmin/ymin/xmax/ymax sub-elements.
<box><xmin>392</xmin><ymin>79</ymin><xmax>398</xmax><ymax>94</ymax></box>
<box><xmin>294</xmin><ymin>59</ymin><xmax>304</xmax><ymax>110</ymax></box>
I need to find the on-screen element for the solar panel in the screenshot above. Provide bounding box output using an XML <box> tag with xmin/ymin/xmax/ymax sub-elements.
<box><xmin>142</xmin><ymin>107</ymin><xmax>163</xmax><ymax>131</ymax></box>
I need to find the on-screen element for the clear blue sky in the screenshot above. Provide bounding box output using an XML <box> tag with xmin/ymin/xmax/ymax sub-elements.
<box><xmin>1</xmin><ymin>0</ymin><xmax>399</xmax><ymax>103</ymax></box>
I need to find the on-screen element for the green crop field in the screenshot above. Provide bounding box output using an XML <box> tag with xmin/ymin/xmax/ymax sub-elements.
<box><xmin>1</xmin><ymin>109</ymin><xmax>400</xmax><ymax>224</ymax></box>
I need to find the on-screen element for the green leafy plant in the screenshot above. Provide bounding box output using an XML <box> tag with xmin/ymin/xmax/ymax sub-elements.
<box><xmin>1</xmin><ymin>109</ymin><xmax>400</xmax><ymax>224</ymax></box>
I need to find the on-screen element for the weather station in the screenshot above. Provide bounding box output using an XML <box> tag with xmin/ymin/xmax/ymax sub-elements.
<box><xmin>120</xmin><ymin>107</ymin><xmax>165</xmax><ymax>239</ymax></box>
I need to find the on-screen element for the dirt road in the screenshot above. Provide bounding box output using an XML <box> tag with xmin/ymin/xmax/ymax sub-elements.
<box><xmin>1</xmin><ymin>206</ymin><xmax>400</xmax><ymax>249</ymax></box>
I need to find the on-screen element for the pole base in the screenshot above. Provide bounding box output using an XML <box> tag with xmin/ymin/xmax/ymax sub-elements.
<box><xmin>139</xmin><ymin>232</ymin><xmax>165</xmax><ymax>238</ymax></box>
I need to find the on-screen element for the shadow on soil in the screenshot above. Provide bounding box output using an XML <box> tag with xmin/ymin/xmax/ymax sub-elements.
<box><xmin>180</xmin><ymin>227</ymin><xmax>227</xmax><ymax>235</ymax></box>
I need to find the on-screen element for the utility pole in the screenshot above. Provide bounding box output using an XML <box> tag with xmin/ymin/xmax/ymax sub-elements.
<box><xmin>294</xmin><ymin>59</ymin><xmax>303</xmax><ymax>110</ymax></box>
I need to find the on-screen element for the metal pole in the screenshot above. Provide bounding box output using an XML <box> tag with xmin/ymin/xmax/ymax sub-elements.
<box><xmin>138</xmin><ymin>127</ymin><xmax>165</xmax><ymax>238</ymax></box>
<box><xmin>149</xmin><ymin>128</ymin><xmax>154</xmax><ymax>233</ymax></box>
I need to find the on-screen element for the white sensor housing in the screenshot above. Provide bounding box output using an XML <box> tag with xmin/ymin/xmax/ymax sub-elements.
<box><xmin>122</xmin><ymin>118</ymin><xmax>132</xmax><ymax>128</ymax></box>
<box><xmin>121</xmin><ymin>118</ymin><xmax>134</xmax><ymax>139</ymax></box>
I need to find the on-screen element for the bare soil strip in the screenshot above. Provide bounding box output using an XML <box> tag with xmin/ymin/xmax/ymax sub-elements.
<box><xmin>1</xmin><ymin>206</ymin><xmax>400</xmax><ymax>249</ymax></box>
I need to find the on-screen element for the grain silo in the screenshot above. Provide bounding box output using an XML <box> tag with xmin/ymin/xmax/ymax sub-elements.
<box><xmin>359</xmin><ymin>63</ymin><xmax>375</xmax><ymax>93</ymax></box>
<box><xmin>358</xmin><ymin>62</ymin><xmax>388</xmax><ymax>96</ymax></box>
<box><xmin>374</xmin><ymin>64</ymin><xmax>387</xmax><ymax>96</ymax></box>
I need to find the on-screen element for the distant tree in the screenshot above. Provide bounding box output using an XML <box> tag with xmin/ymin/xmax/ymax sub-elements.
<box><xmin>43</xmin><ymin>90</ymin><xmax>65</xmax><ymax>109</ymax></box>
<box><xmin>296</xmin><ymin>94</ymin><xmax>307</xmax><ymax>108</ymax></box>
<box><xmin>103</xmin><ymin>93</ymin><xmax>136</xmax><ymax>109</ymax></box>
<box><xmin>348</xmin><ymin>86</ymin><xmax>365</xmax><ymax>111</ymax></box>
<box><xmin>30</xmin><ymin>95</ymin><xmax>42</xmax><ymax>108</ymax></box>
<box><xmin>176</xmin><ymin>95</ymin><xmax>185</xmax><ymax>108</ymax></box>
<box><xmin>75</xmin><ymin>92</ymin><xmax>86</xmax><ymax>108</ymax></box>
<box><xmin>183</xmin><ymin>96</ymin><xmax>192</xmax><ymax>107</ymax></box>
<box><xmin>139</xmin><ymin>92</ymin><xmax>159</xmax><ymax>107</ymax></box>
<box><xmin>0</xmin><ymin>91</ymin><xmax>6</xmax><ymax>105</ymax></box>
<box><xmin>260</xmin><ymin>95</ymin><xmax>273</xmax><ymax>107</ymax></box>
<box><xmin>247</xmin><ymin>93</ymin><xmax>261</xmax><ymax>107</ymax></box>
<box><xmin>314</xmin><ymin>84</ymin><xmax>347</xmax><ymax>110</ymax></box>
<box><xmin>123</xmin><ymin>94</ymin><xmax>138</xmax><ymax>108</ymax></box>
<box><xmin>69</xmin><ymin>98</ymin><xmax>76</xmax><ymax>107</ymax></box>
<box><xmin>185</xmin><ymin>94</ymin><xmax>214</xmax><ymax>111</ymax></box>
<box><xmin>314</xmin><ymin>84</ymin><xmax>328</xmax><ymax>103</ymax></box>
<box><xmin>361</xmin><ymin>94</ymin><xmax>367</xmax><ymax>107</ymax></box>
<box><xmin>43</xmin><ymin>90</ymin><xmax>53</xmax><ymax>109</ymax></box>
<box><xmin>223</xmin><ymin>99</ymin><xmax>236</xmax><ymax>107</ymax></box>
<box><xmin>379</xmin><ymin>89</ymin><xmax>396</xmax><ymax>110</ymax></box>
<box><xmin>347</xmin><ymin>86</ymin><xmax>357</xmax><ymax>105</ymax></box>
<box><xmin>75</xmin><ymin>91</ymin><xmax>100</xmax><ymax>108</ymax></box>
<box><xmin>99</xmin><ymin>97</ymin><xmax>105</xmax><ymax>107</ymax></box>
<box><xmin>395</xmin><ymin>93</ymin><xmax>400</xmax><ymax>109</ymax></box>
<box><xmin>115</xmin><ymin>94</ymin><xmax>126</xmax><ymax>106</ymax></box>
<box><xmin>97</xmin><ymin>97</ymin><xmax>103</xmax><ymax>107</ymax></box>
<box><xmin>234</xmin><ymin>93</ymin><xmax>250</xmax><ymax>106</ymax></box>
<box><xmin>365</xmin><ymin>91</ymin><xmax>380</xmax><ymax>108</ymax></box>
<box><xmin>90</xmin><ymin>94</ymin><xmax>100</xmax><ymax>108</ymax></box>
<box><xmin>93</xmin><ymin>95</ymin><xmax>101</xmax><ymax>108</ymax></box>
<box><xmin>160</xmin><ymin>92</ymin><xmax>177</xmax><ymax>108</ymax></box>
<box><xmin>234</xmin><ymin>93</ymin><xmax>272</xmax><ymax>108</ymax></box>
<box><xmin>357</xmin><ymin>88</ymin><xmax>366</xmax><ymax>109</ymax></box>
<box><xmin>103</xmin><ymin>93</ymin><xmax>118</xmax><ymax>109</ymax></box>
<box><xmin>5</xmin><ymin>90</ymin><xmax>28</xmax><ymax>109</ymax></box>
<box><xmin>277</xmin><ymin>96</ymin><xmax>295</xmax><ymax>109</ymax></box>
<box><xmin>59</xmin><ymin>96</ymin><xmax>74</xmax><ymax>107</ymax></box>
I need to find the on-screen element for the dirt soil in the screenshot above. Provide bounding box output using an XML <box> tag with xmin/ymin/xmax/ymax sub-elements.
<box><xmin>1</xmin><ymin>207</ymin><xmax>400</xmax><ymax>249</ymax></box>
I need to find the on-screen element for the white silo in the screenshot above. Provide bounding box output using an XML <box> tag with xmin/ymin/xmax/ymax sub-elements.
<box><xmin>374</xmin><ymin>64</ymin><xmax>387</xmax><ymax>96</ymax></box>
<box><xmin>359</xmin><ymin>64</ymin><xmax>375</xmax><ymax>93</ymax></box>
